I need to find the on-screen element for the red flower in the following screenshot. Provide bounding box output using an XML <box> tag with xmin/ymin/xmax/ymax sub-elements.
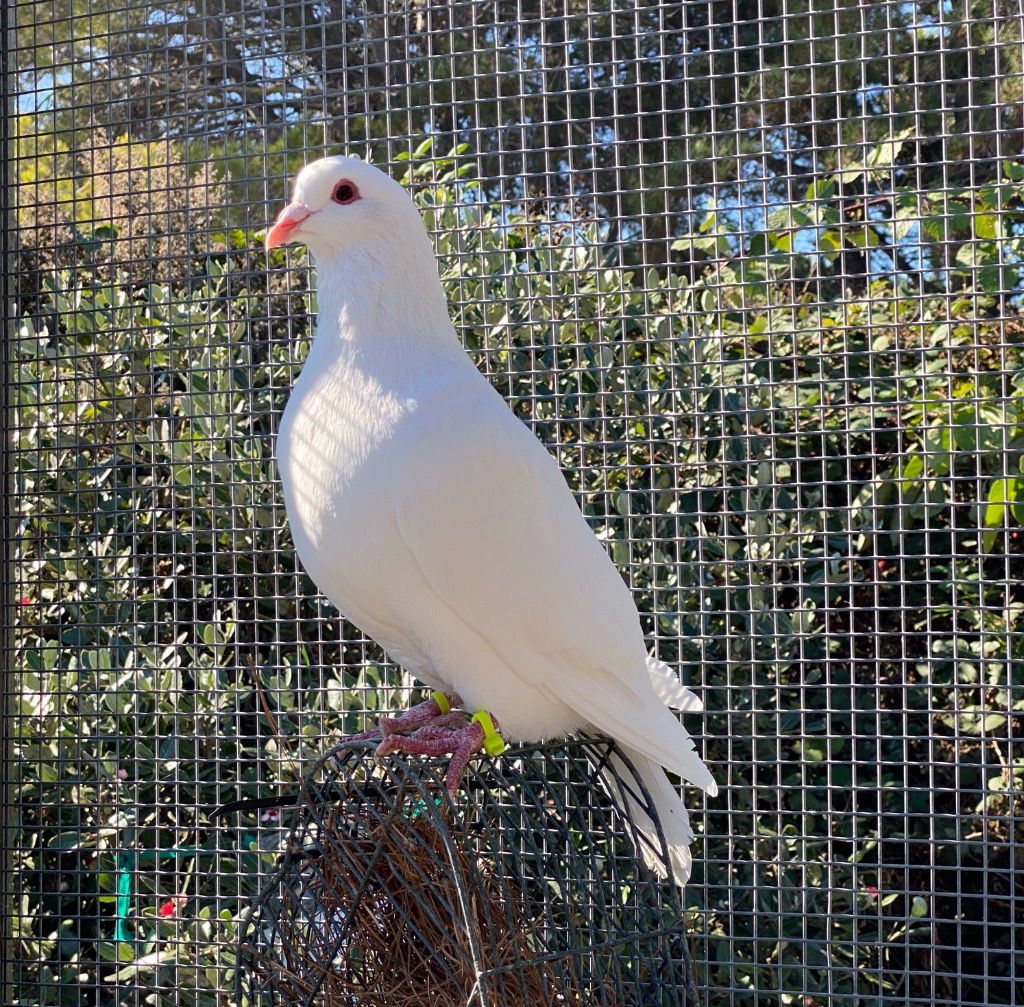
<box><xmin>863</xmin><ymin>886</ymin><xmax>879</xmax><ymax>899</ymax></box>
<box><xmin>158</xmin><ymin>896</ymin><xmax>187</xmax><ymax>918</ymax></box>
<box><xmin>18</xmin><ymin>597</ymin><xmax>31</xmax><ymax>606</ymax></box>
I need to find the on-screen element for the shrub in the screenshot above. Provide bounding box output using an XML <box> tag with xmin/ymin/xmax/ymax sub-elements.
<box><xmin>10</xmin><ymin>145</ymin><xmax>1024</xmax><ymax>1003</ymax></box>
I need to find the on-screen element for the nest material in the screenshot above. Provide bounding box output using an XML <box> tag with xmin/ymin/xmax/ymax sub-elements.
<box><xmin>237</xmin><ymin>737</ymin><xmax>697</xmax><ymax>1007</ymax></box>
<box><xmin>244</xmin><ymin>801</ymin><xmax>588</xmax><ymax>1006</ymax></box>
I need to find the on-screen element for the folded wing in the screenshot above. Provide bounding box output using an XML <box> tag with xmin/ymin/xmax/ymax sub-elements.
<box><xmin>392</xmin><ymin>387</ymin><xmax>715</xmax><ymax>794</ymax></box>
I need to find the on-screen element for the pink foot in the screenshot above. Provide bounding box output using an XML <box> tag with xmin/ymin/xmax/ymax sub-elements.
<box><xmin>375</xmin><ymin>720</ymin><xmax>492</xmax><ymax>796</ymax></box>
<box><xmin>346</xmin><ymin>692</ymin><xmax>461</xmax><ymax>741</ymax></box>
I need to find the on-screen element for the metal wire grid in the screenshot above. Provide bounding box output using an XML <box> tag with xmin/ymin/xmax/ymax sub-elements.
<box><xmin>5</xmin><ymin>1</ymin><xmax>1024</xmax><ymax>1005</ymax></box>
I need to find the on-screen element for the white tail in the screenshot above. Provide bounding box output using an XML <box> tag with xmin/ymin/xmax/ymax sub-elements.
<box><xmin>604</xmin><ymin>743</ymin><xmax>699</xmax><ymax>884</ymax></box>
<box><xmin>595</xmin><ymin>657</ymin><xmax>711</xmax><ymax>885</ymax></box>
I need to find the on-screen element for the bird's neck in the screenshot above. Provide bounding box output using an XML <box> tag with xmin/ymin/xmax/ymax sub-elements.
<box><xmin>309</xmin><ymin>239</ymin><xmax>457</xmax><ymax>363</ymax></box>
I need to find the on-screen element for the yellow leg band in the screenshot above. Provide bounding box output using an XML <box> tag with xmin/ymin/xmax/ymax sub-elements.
<box><xmin>471</xmin><ymin>711</ymin><xmax>507</xmax><ymax>757</ymax></box>
<box><xmin>430</xmin><ymin>691</ymin><xmax>451</xmax><ymax>714</ymax></box>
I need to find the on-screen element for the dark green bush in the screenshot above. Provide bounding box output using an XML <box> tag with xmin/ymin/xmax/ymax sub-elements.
<box><xmin>11</xmin><ymin>146</ymin><xmax>1023</xmax><ymax>1004</ymax></box>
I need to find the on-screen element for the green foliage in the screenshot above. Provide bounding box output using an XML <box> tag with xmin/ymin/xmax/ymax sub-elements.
<box><xmin>10</xmin><ymin>145</ymin><xmax>1024</xmax><ymax>1003</ymax></box>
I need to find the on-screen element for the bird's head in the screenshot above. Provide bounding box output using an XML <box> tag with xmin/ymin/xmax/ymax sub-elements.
<box><xmin>264</xmin><ymin>156</ymin><xmax>424</xmax><ymax>258</ymax></box>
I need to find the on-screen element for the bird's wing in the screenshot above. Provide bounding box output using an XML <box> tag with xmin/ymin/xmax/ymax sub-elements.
<box><xmin>392</xmin><ymin>387</ymin><xmax>715</xmax><ymax>793</ymax></box>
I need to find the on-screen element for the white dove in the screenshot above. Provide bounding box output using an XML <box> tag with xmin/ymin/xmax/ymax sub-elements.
<box><xmin>264</xmin><ymin>155</ymin><xmax>716</xmax><ymax>883</ymax></box>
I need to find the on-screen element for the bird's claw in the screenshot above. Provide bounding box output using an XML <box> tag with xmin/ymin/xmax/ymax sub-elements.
<box><xmin>340</xmin><ymin>694</ymin><xmax>503</xmax><ymax>795</ymax></box>
<box><xmin>371</xmin><ymin>711</ymin><xmax>469</xmax><ymax>770</ymax></box>
<box><xmin>379</xmin><ymin>709</ymin><xmax>466</xmax><ymax>738</ymax></box>
<box><xmin>344</xmin><ymin>692</ymin><xmax>461</xmax><ymax>742</ymax></box>
<box><xmin>374</xmin><ymin>720</ymin><xmax>490</xmax><ymax>796</ymax></box>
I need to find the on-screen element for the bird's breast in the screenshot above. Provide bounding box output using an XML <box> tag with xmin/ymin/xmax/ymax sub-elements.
<box><xmin>276</xmin><ymin>364</ymin><xmax>413</xmax><ymax>583</ymax></box>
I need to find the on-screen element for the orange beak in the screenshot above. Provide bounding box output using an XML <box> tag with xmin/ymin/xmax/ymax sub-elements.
<box><xmin>264</xmin><ymin>201</ymin><xmax>312</xmax><ymax>249</ymax></box>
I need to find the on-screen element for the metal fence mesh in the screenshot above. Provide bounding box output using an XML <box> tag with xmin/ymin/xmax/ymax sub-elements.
<box><xmin>5</xmin><ymin>1</ymin><xmax>1024</xmax><ymax>1004</ymax></box>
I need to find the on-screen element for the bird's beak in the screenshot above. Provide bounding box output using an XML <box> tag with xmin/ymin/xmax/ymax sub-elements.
<box><xmin>264</xmin><ymin>201</ymin><xmax>312</xmax><ymax>249</ymax></box>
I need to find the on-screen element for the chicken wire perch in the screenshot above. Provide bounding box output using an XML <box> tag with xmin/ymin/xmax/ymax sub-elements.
<box><xmin>235</xmin><ymin>737</ymin><xmax>699</xmax><ymax>1007</ymax></box>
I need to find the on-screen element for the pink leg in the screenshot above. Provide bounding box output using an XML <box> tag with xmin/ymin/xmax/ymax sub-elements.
<box><xmin>375</xmin><ymin>720</ymin><xmax>489</xmax><ymax>796</ymax></box>
<box><xmin>346</xmin><ymin>693</ymin><xmax>461</xmax><ymax>741</ymax></box>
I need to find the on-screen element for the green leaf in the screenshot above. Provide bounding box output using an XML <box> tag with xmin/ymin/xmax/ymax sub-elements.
<box><xmin>974</xmin><ymin>212</ymin><xmax>1002</xmax><ymax>241</ymax></box>
<box><xmin>891</xmin><ymin>206</ymin><xmax>919</xmax><ymax>241</ymax></box>
<box><xmin>981</xmin><ymin>477</ymin><xmax>1011</xmax><ymax>552</ymax></box>
<box><xmin>805</xmin><ymin>178</ymin><xmax>836</xmax><ymax>202</ymax></box>
<box><xmin>49</xmin><ymin>831</ymin><xmax>88</xmax><ymax>850</ymax></box>
<box><xmin>833</xmin><ymin>160</ymin><xmax>866</xmax><ymax>186</ymax></box>
<box><xmin>978</xmin><ymin>264</ymin><xmax>1014</xmax><ymax>294</ymax></box>
<box><xmin>984</xmin><ymin>477</ymin><xmax>1010</xmax><ymax>528</ymax></box>
<box><xmin>1009</xmin><ymin>477</ymin><xmax>1024</xmax><ymax>525</ymax></box>
<box><xmin>899</xmin><ymin>452</ymin><xmax>924</xmax><ymax>491</ymax></box>
<box><xmin>844</xmin><ymin>225</ymin><xmax>880</xmax><ymax>249</ymax></box>
<box><xmin>1003</xmin><ymin>159</ymin><xmax>1024</xmax><ymax>181</ymax></box>
<box><xmin>867</xmin><ymin>126</ymin><xmax>916</xmax><ymax>169</ymax></box>
<box><xmin>818</xmin><ymin>229</ymin><xmax>842</xmax><ymax>258</ymax></box>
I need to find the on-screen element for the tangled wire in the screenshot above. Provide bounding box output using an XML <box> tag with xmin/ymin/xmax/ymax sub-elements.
<box><xmin>236</xmin><ymin>737</ymin><xmax>697</xmax><ymax>1007</ymax></box>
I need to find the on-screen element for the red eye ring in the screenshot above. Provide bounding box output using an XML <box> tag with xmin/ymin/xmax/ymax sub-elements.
<box><xmin>332</xmin><ymin>180</ymin><xmax>359</xmax><ymax>205</ymax></box>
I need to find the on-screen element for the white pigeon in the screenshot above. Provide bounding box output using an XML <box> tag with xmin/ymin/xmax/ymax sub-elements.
<box><xmin>265</xmin><ymin>155</ymin><xmax>717</xmax><ymax>883</ymax></box>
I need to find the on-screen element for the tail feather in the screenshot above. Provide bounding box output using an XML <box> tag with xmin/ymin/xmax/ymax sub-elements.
<box><xmin>603</xmin><ymin>743</ymin><xmax>698</xmax><ymax>886</ymax></box>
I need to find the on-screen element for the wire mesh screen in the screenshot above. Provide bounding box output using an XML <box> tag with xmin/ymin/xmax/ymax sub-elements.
<box><xmin>5</xmin><ymin>1</ymin><xmax>1024</xmax><ymax>1004</ymax></box>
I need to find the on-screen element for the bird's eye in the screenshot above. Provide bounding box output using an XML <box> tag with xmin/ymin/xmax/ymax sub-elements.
<box><xmin>332</xmin><ymin>180</ymin><xmax>359</xmax><ymax>205</ymax></box>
